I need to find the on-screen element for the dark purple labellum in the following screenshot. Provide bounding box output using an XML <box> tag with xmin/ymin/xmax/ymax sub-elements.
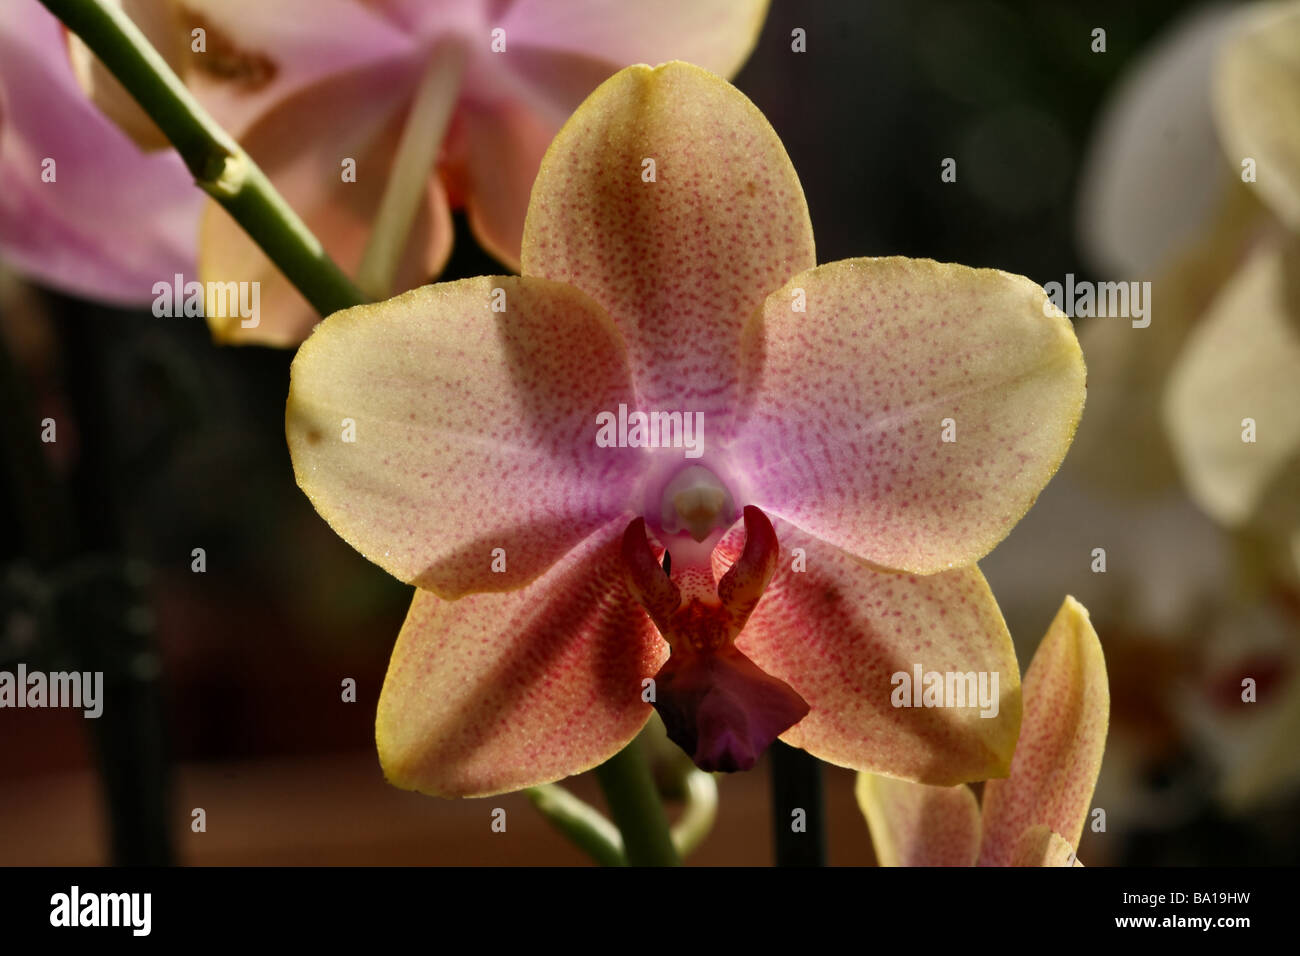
<box><xmin>653</xmin><ymin>644</ymin><xmax>810</xmax><ymax>772</ymax></box>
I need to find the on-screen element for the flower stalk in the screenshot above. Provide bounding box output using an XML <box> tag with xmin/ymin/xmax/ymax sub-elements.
<box><xmin>528</xmin><ymin>763</ymin><xmax>716</xmax><ymax>865</ymax></box>
<box><xmin>671</xmin><ymin>768</ymin><xmax>719</xmax><ymax>857</ymax></box>
<box><xmin>525</xmin><ymin>784</ymin><xmax>627</xmax><ymax>867</ymax></box>
<box><xmin>593</xmin><ymin>735</ymin><xmax>681</xmax><ymax>866</ymax></box>
<box><xmin>770</xmin><ymin>740</ymin><xmax>826</xmax><ymax>866</ymax></box>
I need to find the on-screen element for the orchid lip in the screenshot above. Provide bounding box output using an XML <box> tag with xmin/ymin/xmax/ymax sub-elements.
<box><xmin>654</xmin><ymin>645</ymin><xmax>811</xmax><ymax>773</ymax></box>
<box><xmin>621</xmin><ymin>505</ymin><xmax>809</xmax><ymax>772</ymax></box>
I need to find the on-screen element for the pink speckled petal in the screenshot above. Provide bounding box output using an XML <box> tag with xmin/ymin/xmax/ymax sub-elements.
<box><xmin>521</xmin><ymin>62</ymin><xmax>815</xmax><ymax>432</ymax></box>
<box><xmin>502</xmin><ymin>0</ymin><xmax>769</xmax><ymax>82</ymax></box>
<box><xmin>715</xmin><ymin>520</ymin><xmax>1022</xmax><ymax>784</ymax></box>
<box><xmin>733</xmin><ymin>257</ymin><xmax>1086</xmax><ymax>574</ymax></box>
<box><xmin>0</xmin><ymin>0</ymin><xmax>199</xmax><ymax>304</ymax></box>
<box><xmin>1008</xmin><ymin>825</ymin><xmax>1083</xmax><ymax>867</ymax></box>
<box><xmin>286</xmin><ymin>275</ymin><xmax>643</xmax><ymax>598</ymax></box>
<box><xmin>199</xmin><ymin>59</ymin><xmax>451</xmax><ymax>345</ymax></box>
<box><xmin>979</xmin><ymin>597</ymin><xmax>1108</xmax><ymax>867</ymax></box>
<box><xmin>854</xmin><ymin>773</ymin><xmax>981</xmax><ymax>867</ymax></box>
<box><xmin>377</xmin><ymin>520</ymin><xmax>665</xmax><ymax>797</ymax></box>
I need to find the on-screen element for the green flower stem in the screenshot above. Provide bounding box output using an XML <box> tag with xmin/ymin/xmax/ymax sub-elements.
<box><xmin>525</xmin><ymin>784</ymin><xmax>627</xmax><ymax>867</ymax></box>
<box><xmin>671</xmin><ymin>769</ymin><xmax>718</xmax><ymax>857</ymax></box>
<box><xmin>38</xmin><ymin>0</ymin><xmax>364</xmax><ymax>318</ymax></box>
<box><xmin>594</xmin><ymin>738</ymin><xmax>681</xmax><ymax>867</ymax></box>
<box><xmin>528</xmin><ymin>766</ymin><xmax>716</xmax><ymax>866</ymax></box>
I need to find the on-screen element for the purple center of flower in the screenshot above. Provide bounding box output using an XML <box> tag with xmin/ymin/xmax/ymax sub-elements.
<box><xmin>621</xmin><ymin>495</ymin><xmax>810</xmax><ymax>773</ymax></box>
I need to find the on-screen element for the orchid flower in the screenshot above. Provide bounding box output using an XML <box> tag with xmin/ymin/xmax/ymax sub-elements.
<box><xmin>285</xmin><ymin>62</ymin><xmax>1086</xmax><ymax>797</ymax></box>
<box><xmin>73</xmin><ymin>0</ymin><xmax>769</xmax><ymax>344</ymax></box>
<box><xmin>0</xmin><ymin>0</ymin><xmax>199</xmax><ymax>305</ymax></box>
<box><xmin>1161</xmin><ymin>0</ymin><xmax>1300</xmax><ymax>804</ymax></box>
<box><xmin>1070</xmin><ymin>0</ymin><xmax>1300</xmax><ymax>542</ymax></box>
<box><xmin>1075</xmin><ymin>4</ymin><xmax>1249</xmax><ymax>281</ymax></box>
<box><xmin>857</xmin><ymin>597</ymin><xmax>1108</xmax><ymax>866</ymax></box>
<box><xmin>1069</xmin><ymin>3</ymin><xmax>1269</xmax><ymax>498</ymax></box>
<box><xmin>1164</xmin><ymin>0</ymin><xmax>1300</xmax><ymax>573</ymax></box>
<box><xmin>1030</xmin><ymin>0</ymin><xmax>1300</xmax><ymax>821</ymax></box>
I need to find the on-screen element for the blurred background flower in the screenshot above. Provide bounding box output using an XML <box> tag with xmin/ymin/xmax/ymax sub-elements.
<box><xmin>7</xmin><ymin>0</ymin><xmax>770</xmax><ymax>344</ymax></box>
<box><xmin>0</xmin><ymin>0</ymin><xmax>199</xmax><ymax>303</ymax></box>
<box><xmin>984</xmin><ymin>0</ymin><xmax>1300</xmax><ymax>858</ymax></box>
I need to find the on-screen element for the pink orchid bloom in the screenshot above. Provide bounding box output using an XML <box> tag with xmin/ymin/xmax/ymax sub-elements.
<box><xmin>77</xmin><ymin>0</ymin><xmax>769</xmax><ymax>344</ymax></box>
<box><xmin>285</xmin><ymin>62</ymin><xmax>1086</xmax><ymax>797</ymax></box>
<box><xmin>0</xmin><ymin>0</ymin><xmax>199</xmax><ymax>305</ymax></box>
<box><xmin>857</xmin><ymin>597</ymin><xmax>1109</xmax><ymax>866</ymax></box>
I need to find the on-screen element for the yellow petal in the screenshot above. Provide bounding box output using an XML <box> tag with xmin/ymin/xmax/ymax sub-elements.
<box><xmin>719</xmin><ymin>520</ymin><xmax>1023</xmax><ymax>785</ymax></box>
<box><xmin>855</xmin><ymin>773</ymin><xmax>980</xmax><ymax>867</ymax></box>
<box><xmin>521</xmin><ymin>61</ymin><xmax>815</xmax><ymax>432</ymax></box>
<box><xmin>1213</xmin><ymin>0</ymin><xmax>1300</xmax><ymax>229</ymax></box>
<box><xmin>1163</xmin><ymin>237</ymin><xmax>1300</xmax><ymax>525</ymax></box>
<box><xmin>734</xmin><ymin>257</ymin><xmax>1086</xmax><ymax>573</ymax></box>
<box><xmin>1008</xmin><ymin>825</ymin><xmax>1082</xmax><ymax>867</ymax></box>
<box><xmin>979</xmin><ymin>597</ymin><xmax>1108</xmax><ymax>866</ymax></box>
<box><xmin>1070</xmin><ymin>181</ymin><xmax>1266</xmax><ymax>498</ymax></box>
<box><xmin>286</xmin><ymin>275</ymin><xmax>643</xmax><ymax>598</ymax></box>
<box><xmin>1076</xmin><ymin>4</ymin><xmax>1244</xmax><ymax>276</ymax></box>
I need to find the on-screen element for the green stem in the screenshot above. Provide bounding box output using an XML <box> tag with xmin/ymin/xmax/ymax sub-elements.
<box><xmin>594</xmin><ymin>739</ymin><xmax>681</xmax><ymax>866</ymax></box>
<box><xmin>671</xmin><ymin>770</ymin><xmax>718</xmax><ymax>857</ymax></box>
<box><xmin>38</xmin><ymin>0</ymin><xmax>364</xmax><ymax>318</ymax></box>
<box><xmin>527</xmin><ymin>767</ymin><xmax>717</xmax><ymax>866</ymax></box>
<box><xmin>525</xmin><ymin>785</ymin><xmax>626</xmax><ymax>867</ymax></box>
